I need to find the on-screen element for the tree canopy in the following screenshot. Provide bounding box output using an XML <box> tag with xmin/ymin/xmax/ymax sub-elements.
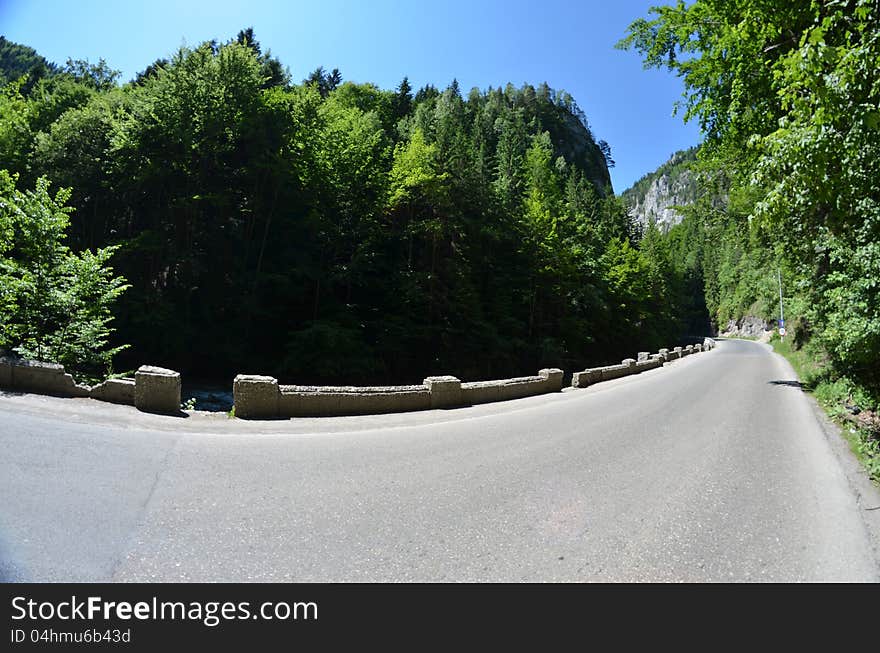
<box><xmin>0</xmin><ymin>30</ymin><xmax>702</xmax><ymax>384</ymax></box>
<box><xmin>620</xmin><ymin>0</ymin><xmax>880</xmax><ymax>398</ymax></box>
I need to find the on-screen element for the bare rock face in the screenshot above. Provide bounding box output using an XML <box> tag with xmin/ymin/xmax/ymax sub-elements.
<box><xmin>719</xmin><ymin>316</ymin><xmax>770</xmax><ymax>338</ymax></box>
<box><xmin>627</xmin><ymin>170</ymin><xmax>694</xmax><ymax>229</ymax></box>
<box><xmin>621</xmin><ymin>148</ymin><xmax>701</xmax><ymax>231</ymax></box>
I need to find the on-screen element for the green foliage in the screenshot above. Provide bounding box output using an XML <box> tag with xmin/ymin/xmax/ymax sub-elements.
<box><xmin>770</xmin><ymin>332</ymin><xmax>880</xmax><ymax>482</ymax></box>
<box><xmin>622</xmin><ymin>0</ymin><xmax>880</xmax><ymax>400</ymax></box>
<box><xmin>61</xmin><ymin>58</ymin><xmax>120</xmax><ymax>91</ymax></box>
<box><xmin>0</xmin><ymin>28</ymin><xmax>686</xmax><ymax>386</ymax></box>
<box><xmin>304</xmin><ymin>66</ymin><xmax>342</xmax><ymax>98</ymax></box>
<box><xmin>0</xmin><ymin>36</ymin><xmax>58</xmax><ymax>88</ymax></box>
<box><xmin>599</xmin><ymin>236</ymin><xmax>673</xmax><ymax>350</ymax></box>
<box><xmin>0</xmin><ymin>79</ymin><xmax>32</xmax><ymax>173</ymax></box>
<box><xmin>387</xmin><ymin>127</ymin><xmax>444</xmax><ymax>210</ymax></box>
<box><xmin>617</xmin><ymin>0</ymin><xmax>814</xmax><ymax>151</ymax></box>
<box><xmin>0</xmin><ymin>171</ymin><xmax>129</xmax><ymax>376</ymax></box>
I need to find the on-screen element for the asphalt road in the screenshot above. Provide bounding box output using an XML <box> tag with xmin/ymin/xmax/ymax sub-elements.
<box><xmin>1</xmin><ymin>339</ymin><xmax>879</xmax><ymax>582</ymax></box>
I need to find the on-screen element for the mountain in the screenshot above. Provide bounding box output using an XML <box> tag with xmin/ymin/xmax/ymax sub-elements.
<box><xmin>621</xmin><ymin>147</ymin><xmax>699</xmax><ymax>230</ymax></box>
<box><xmin>0</xmin><ymin>36</ymin><xmax>58</xmax><ymax>86</ymax></box>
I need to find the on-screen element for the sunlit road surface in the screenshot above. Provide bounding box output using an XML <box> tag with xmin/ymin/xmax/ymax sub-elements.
<box><xmin>2</xmin><ymin>339</ymin><xmax>878</xmax><ymax>582</ymax></box>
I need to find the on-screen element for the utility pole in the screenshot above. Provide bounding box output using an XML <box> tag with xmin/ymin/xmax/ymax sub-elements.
<box><xmin>777</xmin><ymin>268</ymin><xmax>785</xmax><ymax>339</ymax></box>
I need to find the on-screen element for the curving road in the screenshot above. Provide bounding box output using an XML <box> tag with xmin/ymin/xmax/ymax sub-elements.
<box><xmin>1</xmin><ymin>339</ymin><xmax>879</xmax><ymax>582</ymax></box>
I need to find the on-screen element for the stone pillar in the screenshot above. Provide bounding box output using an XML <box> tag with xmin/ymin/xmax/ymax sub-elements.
<box><xmin>622</xmin><ymin>358</ymin><xmax>637</xmax><ymax>368</ymax></box>
<box><xmin>539</xmin><ymin>368</ymin><xmax>564</xmax><ymax>391</ymax></box>
<box><xmin>233</xmin><ymin>374</ymin><xmax>279</xmax><ymax>418</ymax></box>
<box><xmin>694</xmin><ymin>344</ymin><xmax>702</xmax><ymax>353</ymax></box>
<box><xmin>423</xmin><ymin>376</ymin><xmax>462</xmax><ymax>409</ymax></box>
<box><xmin>658</xmin><ymin>348</ymin><xmax>669</xmax><ymax>362</ymax></box>
<box><xmin>672</xmin><ymin>347</ymin><xmax>683</xmax><ymax>359</ymax></box>
<box><xmin>135</xmin><ymin>365</ymin><xmax>181</xmax><ymax>414</ymax></box>
<box><xmin>637</xmin><ymin>352</ymin><xmax>649</xmax><ymax>362</ymax></box>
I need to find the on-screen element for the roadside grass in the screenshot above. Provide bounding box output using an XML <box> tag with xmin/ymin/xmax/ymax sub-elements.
<box><xmin>769</xmin><ymin>333</ymin><xmax>880</xmax><ymax>483</ymax></box>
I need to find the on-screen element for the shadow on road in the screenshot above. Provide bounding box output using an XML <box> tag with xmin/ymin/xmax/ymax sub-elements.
<box><xmin>768</xmin><ymin>380</ymin><xmax>805</xmax><ymax>389</ymax></box>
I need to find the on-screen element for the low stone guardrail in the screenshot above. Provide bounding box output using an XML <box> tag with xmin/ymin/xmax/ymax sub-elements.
<box><xmin>0</xmin><ymin>358</ymin><xmax>91</xmax><ymax>398</ymax></box>
<box><xmin>0</xmin><ymin>356</ymin><xmax>180</xmax><ymax>415</ymax></box>
<box><xmin>571</xmin><ymin>338</ymin><xmax>716</xmax><ymax>389</ymax></box>
<box><xmin>1</xmin><ymin>337</ymin><xmax>718</xmax><ymax>419</ymax></box>
<box><xmin>233</xmin><ymin>368</ymin><xmax>564</xmax><ymax>419</ymax></box>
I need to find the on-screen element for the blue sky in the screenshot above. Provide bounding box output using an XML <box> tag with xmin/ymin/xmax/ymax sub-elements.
<box><xmin>0</xmin><ymin>0</ymin><xmax>701</xmax><ymax>191</ymax></box>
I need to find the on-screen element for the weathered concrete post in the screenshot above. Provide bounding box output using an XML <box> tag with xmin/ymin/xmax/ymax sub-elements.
<box><xmin>539</xmin><ymin>368</ymin><xmax>564</xmax><ymax>391</ymax></box>
<box><xmin>424</xmin><ymin>376</ymin><xmax>462</xmax><ymax>409</ymax></box>
<box><xmin>658</xmin><ymin>348</ymin><xmax>669</xmax><ymax>362</ymax></box>
<box><xmin>233</xmin><ymin>374</ymin><xmax>279</xmax><ymax>418</ymax></box>
<box><xmin>637</xmin><ymin>352</ymin><xmax>649</xmax><ymax>362</ymax></box>
<box><xmin>622</xmin><ymin>358</ymin><xmax>637</xmax><ymax>368</ymax></box>
<box><xmin>672</xmin><ymin>347</ymin><xmax>683</xmax><ymax>359</ymax></box>
<box><xmin>134</xmin><ymin>365</ymin><xmax>181</xmax><ymax>414</ymax></box>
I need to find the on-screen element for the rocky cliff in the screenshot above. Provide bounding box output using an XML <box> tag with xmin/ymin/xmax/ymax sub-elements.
<box><xmin>719</xmin><ymin>316</ymin><xmax>771</xmax><ymax>339</ymax></box>
<box><xmin>621</xmin><ymin>147</ymin><xmax>699</xmax><ymax>231</ymax></box>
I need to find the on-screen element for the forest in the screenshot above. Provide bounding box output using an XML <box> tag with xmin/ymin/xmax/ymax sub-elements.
<box><xmin>0</xmin><ymin>30</ymin><xmax>702</xmax><ymax>385</ymax></box>
<box><xmin>1</xmin><ymin>0</ymin><xmax>878</xmax><ymax>426</ymax></box>
<box><xmin>620</xmin><ymin>0</ymin><xmax>880</xmax><ymax>458</ymax></box>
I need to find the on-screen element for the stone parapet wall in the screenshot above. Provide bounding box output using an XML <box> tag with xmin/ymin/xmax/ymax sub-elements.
<box><xmin>462</xmin><ymin>375</ymin><xmax>543</xmax><ymax>405</ymax></box>
<box><xmin>279</xmin><ymin>384</ymin><xmax>431</xmax><ymax>417</ymax></box>
<box><xmin>233</xmin><ymin>368</ymin><xmax>565</xmax><ymax>419</ymax></box>
<box><xmin>89</xmin><ymin>378</ymin><xmax>136</xmax><ymax>405</ymax></box>
<box><xmin>0</xmin><ymin>357</ymin><xmax>90</xmax><ymax>398</ymax></box>
<box><xmin>1</xmin><ymin>339</ymin><xmax>718</xmax><ymax>420</ymax></box>
<box><xmin>571</xmin><ymin>340</ymin><xmax>714</xmax><ymax>389</ymax></box>
<box><xmin>0</xmin><ymin>356</ymin><xmax>177</xmax><ymax>414</ymax></box>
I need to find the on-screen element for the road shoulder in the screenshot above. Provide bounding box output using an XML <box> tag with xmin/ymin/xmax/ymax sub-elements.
<box><xmin>767</xmin><ymin>346</ymin><xmax>880</xmax><ymax>570</ymax></box>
